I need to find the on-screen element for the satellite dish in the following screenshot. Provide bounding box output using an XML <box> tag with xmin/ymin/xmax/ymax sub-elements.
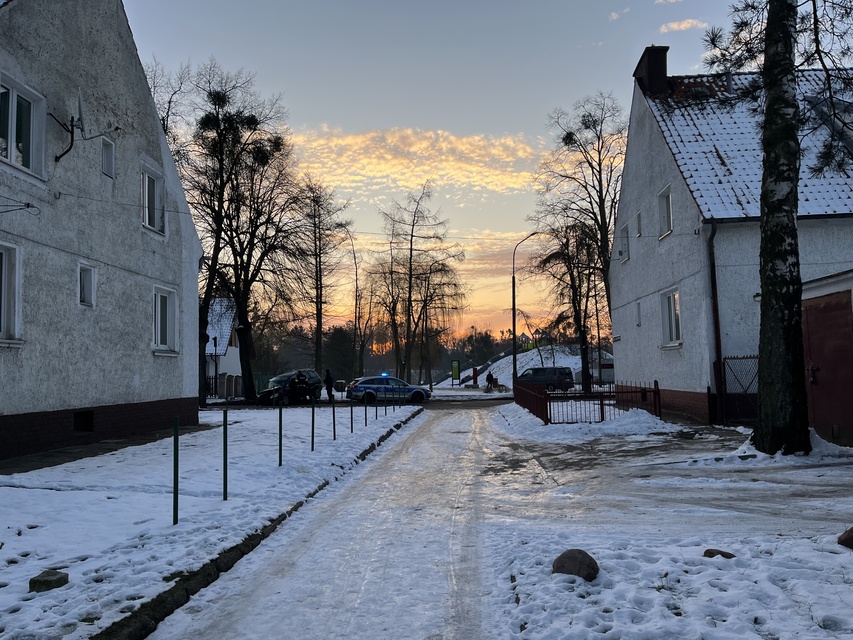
<box><xmin>75</xmin><ymin>88</ymin><xmax>86</xmax><ymax>136</ymax></box>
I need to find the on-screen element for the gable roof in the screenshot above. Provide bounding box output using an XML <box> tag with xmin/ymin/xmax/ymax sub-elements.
<box><xmin>645</xmin><ymin>69</ymin><xmax>853</xmax><ymax>220</ymax></box>
<box><xmin>205</xmin><ymin>298</ymin><xmax>236</xmax><ymax>356</ymax></box>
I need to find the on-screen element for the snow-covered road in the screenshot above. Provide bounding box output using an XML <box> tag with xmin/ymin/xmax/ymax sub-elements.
<box><xmin>150</xmin><ymin>406</ymin><xmax>498</xmax><ymax>639</ymax></box>
<box><xmin>5</xmin><ymin>400</ymin><xmax>853</xmax><ymax>638</ymax></box>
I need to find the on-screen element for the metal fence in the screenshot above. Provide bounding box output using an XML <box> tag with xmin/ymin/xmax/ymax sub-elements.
<box><xmin>514</xmin><ymin>380</ymin><xmax>661</xmax><ymax>425</ymax></box>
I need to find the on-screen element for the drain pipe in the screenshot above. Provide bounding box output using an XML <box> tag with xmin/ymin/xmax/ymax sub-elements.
<box><xmin>707</xmin><ymin>219</ymin><xmax>725</xmax><ymax>424</ymax></box>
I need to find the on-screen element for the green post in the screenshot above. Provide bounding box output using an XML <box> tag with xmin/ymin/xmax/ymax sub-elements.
<box><xmin>332</xmin><ymin>396</ymin><xmax>336</xmax><ymax>441</ymax></box>
<box><xmin>223</xmin><ymin>409</ymin><xmax>228</xmax><ymax>501</ymax></box>
<box><xmin>384</xmin><ymin>389</ymin><xmax>387</xmax><ymax>416</ymax></box>
<box><xmin>350</xmin><ymin>401</ymin><xmax>354</xmax><ymax>433</ymax></box>
<box><xmin>172</xmin><ymin>416</ymin><xmax>179</xmax><ymax>526</ymax></box>
<box><xmin>375</xmin><ymin>396</ymin><xmax>378</xmax><ymax>420</ymax></box>
<box><xmin>278</xmin><ymin>403</ymin><xmax>283</xmax><ymax>467</ymax></box>
<box><xmin>311</xmin><ymin>396</ymin><xmax>315</xmax><ymax>452</ymax></box>
<box><xmin>364</xmin><ymin>399</ymin><xmax>367</xmax><ymax>427</ymax></box>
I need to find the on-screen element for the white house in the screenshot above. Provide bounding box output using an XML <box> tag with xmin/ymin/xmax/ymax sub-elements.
<box><xmin>610</xmin><ymin>46</ymin><xmax>853</xmax><ymax>423</ymax></box>
<box><xmin>0</xmin><ymin>0</ymin><xmax>202</xmax><ymax>458</ymax></box>
<box><xmin>205</xmin><ymin>298</ymin><xmax>242</xmax><ymax>398</ymax></box>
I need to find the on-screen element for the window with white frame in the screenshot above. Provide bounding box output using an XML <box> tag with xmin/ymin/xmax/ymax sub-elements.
<box><xmin>658</xmin><ymin>186</ymin><xmax>673</xmax><ymax>238</ymax></box>
<box><xmin>79</xmin><ymin>264</ymin><xmax>96</xmax><ymax>307</ymax></box>
<box><xmin>141</xmin><ymin>166</ymin><xmax>164</xmax><ymax>233</ymax></box>
<box><xmin>102</xmin><ymin>137</ymin><xmax>115</xmax><ymax>178</ymax></box>
<box><xmin>0</xmin><ymin>242</ymin><xmax>20</xmax><ymax>340</ymax></box>
<box><xmin>153</xmin><ymin>286</ymin><xmax>177</xmax><ymax>351</ymax></box>
<box><xmin>0</xmin><ymin>73</ymin><xmax>45</xmax><ymax>175</ymax></box>
<box><xmin>661</xmin><ymin>288</ymin><xmax>682</xmax><ymax>345</ymax></box>
<box><xmin>618</xmin><ymin>222</ymin><xmax>630</xmax><ymax>262</ymax></box>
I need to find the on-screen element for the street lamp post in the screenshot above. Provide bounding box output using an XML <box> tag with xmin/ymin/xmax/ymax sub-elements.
<box><xmin>512</xmin><ymin>231</ymin><xmax>540</xmax><ymax>384</ymax></box>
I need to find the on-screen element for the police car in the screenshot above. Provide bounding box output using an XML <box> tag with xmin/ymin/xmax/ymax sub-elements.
<box><xmin>346</xmin><ymin>374</ymin><xmax>431</xmax><ymax>403</ymax></box>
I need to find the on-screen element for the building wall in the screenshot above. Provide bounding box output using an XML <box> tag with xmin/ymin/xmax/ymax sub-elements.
<box><xmin>610</xmin><ymin>83</ymin><xmax>715</xmax><ymax>396</ymax></box>
<box><xmin>0</xmin><ymin>0</ymin><xmax>201</xmax><ymax>455</ymax></box>
<box><xmin>712</xmin><ymin>218</ymin><xmax>853</xmax><ymax>361</ymax></box>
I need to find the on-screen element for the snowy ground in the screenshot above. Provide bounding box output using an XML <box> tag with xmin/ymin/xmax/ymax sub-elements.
<box><xmin>2</xmin><ymin>399</ymin><xmax>853</xmax><ymax>639</ymax></box>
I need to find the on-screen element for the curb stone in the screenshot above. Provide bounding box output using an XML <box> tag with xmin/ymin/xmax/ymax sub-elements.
<box><xmin>91</xmin><ymin>408</ymin><xmax>424</xmax><ymax>640</ymax></box>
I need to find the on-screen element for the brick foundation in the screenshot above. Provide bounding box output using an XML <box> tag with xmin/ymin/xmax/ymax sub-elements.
<box><xmin>0</xmin><ymin>398</ymin><xmax>199</xmax><ymax>460</ymax></box>
<box><xmin>658</xmin><ymin>387</ymin><xmax>711</xmax><ymax>424</ymax></box>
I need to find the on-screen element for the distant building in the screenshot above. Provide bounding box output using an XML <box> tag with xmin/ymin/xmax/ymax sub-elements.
<box><xmin>0</xmin><ymin>0</ymin><xmax>202</xmax><ymax>458</ymax></box>
<box><xmin>205</xmin><ymin>298</ymin><xmax>242</xmax><ymax>398</ymax></box>
<box><xmin>610</xmin><ymin>46</ymin><xmax>853</xmax><ymax>425</ymax></box>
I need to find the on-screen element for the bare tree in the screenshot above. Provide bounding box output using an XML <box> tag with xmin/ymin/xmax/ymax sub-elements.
<box><xmin>295</xmin><ymin>175</ymin><xmax>351</xmax><ymax>375</ymax></box>
<box><xmin>376</xmin><ymin>183</ymin><xmax>465</xmax><ymax>382</ymax></box>
<box><xmin>536</xmin><ymin>92</ymin><xmax>626</xmax><ymax>314</ymax></box>
<box><xmin>532</xmin><ymin>220</ymin><xmax>599</xmax><ymax>391</ymax></box>
<box><xmin>146</xmin><ymin>60</ymin><xmax>296</xmax><ymax>404</ymax></box>
<box><xmin>217</xmin><ymin>131</ymin><xmax>302</xmax><ymax>401</ymax></box>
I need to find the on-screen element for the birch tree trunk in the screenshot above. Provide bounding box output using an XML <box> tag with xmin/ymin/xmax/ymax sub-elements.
<box><xmin>753</xmin><ymin>0</ymin><xmax>812</xmax><ymax>454</ymax></box>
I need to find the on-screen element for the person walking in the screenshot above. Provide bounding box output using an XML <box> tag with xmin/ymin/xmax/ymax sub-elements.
<box><xmin>486</xmin><ymin>371</ymin><xmax>494</xmax><ymax>391</ymax></box>
<box><xmin>324</xmin><ymin>369</ymin><xmax>335</xmax><ymax>402</ymax></box>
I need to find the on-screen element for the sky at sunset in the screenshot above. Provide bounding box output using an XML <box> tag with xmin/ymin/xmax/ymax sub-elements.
<box><xmin>124</xmin><ymin>0</ymin><xmax>733</xmax><ymax>333</ymax></box>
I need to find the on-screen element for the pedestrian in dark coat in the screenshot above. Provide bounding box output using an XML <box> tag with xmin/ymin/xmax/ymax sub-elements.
<box><xmin>486</xmin><ymin>371</ymin><xmax>494</xmax><ymax>390</ymax></box>
<box><xmin>324</xmin><ymin>369</ymin><xmax>335</xmax><ymax>402</ymax></box>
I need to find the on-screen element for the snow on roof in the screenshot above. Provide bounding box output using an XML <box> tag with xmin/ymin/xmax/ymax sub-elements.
<box><xmin>205</xmin><ymin>298</ymin><xmax>236</xmax><ymax>356</ymax></box>
<box><xmin>646</xmin><ymin>70</ymin><xmax>853</xmax><ymax>220</ymax></box>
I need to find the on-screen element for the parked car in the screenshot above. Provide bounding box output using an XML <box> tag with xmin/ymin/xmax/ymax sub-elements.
<box><xmin>517</xmin><ymin>367</ymin><xmax>575</xmax><ymax>391</ymax></box>
<box><xmin>257</xmin><ymin>369</ymin><xmax>322</xmax><ymax>405</ymax></box>
<box><xmin>346</xmin><ymin>375</ymin><xmax>431</xmax><ymax>403</ymax></box>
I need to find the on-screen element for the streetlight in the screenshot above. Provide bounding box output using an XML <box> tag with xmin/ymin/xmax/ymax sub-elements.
<box><xmin>512</xmin><ymin>231</ymin><xmax>540</xmax><ymax>384</ymax></box>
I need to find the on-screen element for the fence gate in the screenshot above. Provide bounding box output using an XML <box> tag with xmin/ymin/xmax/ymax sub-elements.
<box><xmin>722</xmin><ymin>355</ymin><xmax>758</xmax><ymax>425</ymax></box>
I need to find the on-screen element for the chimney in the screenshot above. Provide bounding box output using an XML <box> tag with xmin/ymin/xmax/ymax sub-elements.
<box><xmin>633</xmin><ymin>45</ymin><xmax>670</xmax><ymax>96</ymax></box>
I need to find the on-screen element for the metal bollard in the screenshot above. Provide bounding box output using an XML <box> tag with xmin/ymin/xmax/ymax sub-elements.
<box><xmin>223</xmin><ymin>409</ymin><xmax>228</xmax><ymax>501</ymax></box>
<box><xmin>172</xmin><ymin>416</ymin><xmax>179</xmax><ymax>525</ymax></box>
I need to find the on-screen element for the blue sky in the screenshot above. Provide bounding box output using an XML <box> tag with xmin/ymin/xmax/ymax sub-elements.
<box><xmin>125</xmin><ymin>0</ymin><xmax>733</xmax><ymax>330</ymax></box>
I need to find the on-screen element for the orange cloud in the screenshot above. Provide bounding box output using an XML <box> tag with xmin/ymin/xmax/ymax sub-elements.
<box><xmin>292</xmin><ymin>126</ymin><xmax>539</xmax><ymax>201</ymax></box>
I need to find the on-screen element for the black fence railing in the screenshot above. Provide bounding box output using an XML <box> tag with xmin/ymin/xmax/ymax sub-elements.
<box><xmin>722</xmin><ymin>355</ymin><xmax>759</xmax><ymax>425</ymax></box>
<box><xmin>514</xmin><ymin>380</ymin><xmax>661</xmax><ymax>425</ymax></box>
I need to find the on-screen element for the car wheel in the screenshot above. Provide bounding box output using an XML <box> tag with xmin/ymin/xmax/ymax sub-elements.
<box><xmin>314</xmin><ymin>388</ymin><xmax>322</xmax><ymax>401</ymax></box>
<box><xmin>364</xmin><ymin>391</ymin><xmax>376</xmax><ymax>404</ymax></box>
<box><xmin>411</xmin><ymin>390</ymin><xmax>424</xmax><ymax>403</ymax></box>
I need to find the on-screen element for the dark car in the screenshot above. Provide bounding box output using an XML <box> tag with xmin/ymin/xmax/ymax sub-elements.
<box><xmin>517</xmin><ymin>367</ymin><xmax>575</xmax><ymax>391</ymax></box>
<box><xmin>345</xmin><ymin>375</ymin><xmax>431</xmax><ymax>403</ymax></box>
<box><xmin>257</xmin><ymin>369</ymin><xmax>322</xmax><ymax>405</ymax></box>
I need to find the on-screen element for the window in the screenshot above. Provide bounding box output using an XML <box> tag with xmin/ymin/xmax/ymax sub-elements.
<box><xmin>79</xmin><ymin>264</ymin><xmax>96</xmax><ymax>307</ymax></box>
<box><xmin>153</xmin><ymin>286</ymin><xmax>177</xmax><ymax>351</ymax></box>
<box><xmin>618</xmin><ymin>222</ymin><xmax>630</xmax><ymax>262</ymax></box>
<box><xmin>0</xmin><ymin>74</ymin><xmax>45</xmax><ymax>175</ymax></box>
<box><xmin>102</xmin><ymin>137</ymin><xmax>115</xmax><ymax>177</ymax></box>
<box><xmin>658</xmin><ymin>186</ymin><xmax>673</xmax><ymax>238</ymax></box>
<box><xmin>661</xmin><ymin>289</ymin><xmax>682</xmax><ymax>345</ymax></box>
<box><xmin>141</xmin><ymin>167</ymin><xmax>164</xmax><ymax>233</ymax></box>
<box><xmin>0</xmin><ymin>242</ymin><xmax>20</xmax><ymax>340</ymax></box>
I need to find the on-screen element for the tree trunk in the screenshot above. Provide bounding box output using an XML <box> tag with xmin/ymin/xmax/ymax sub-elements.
<box><xmin>236</xmin><ymin>314</ymin><xmax>257</xmax><ymax>402</ymax></box>
<box><xmin>752</xmin><ymin>0</ymin><xmax>812</xmax><ymax>455</ymax></box>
